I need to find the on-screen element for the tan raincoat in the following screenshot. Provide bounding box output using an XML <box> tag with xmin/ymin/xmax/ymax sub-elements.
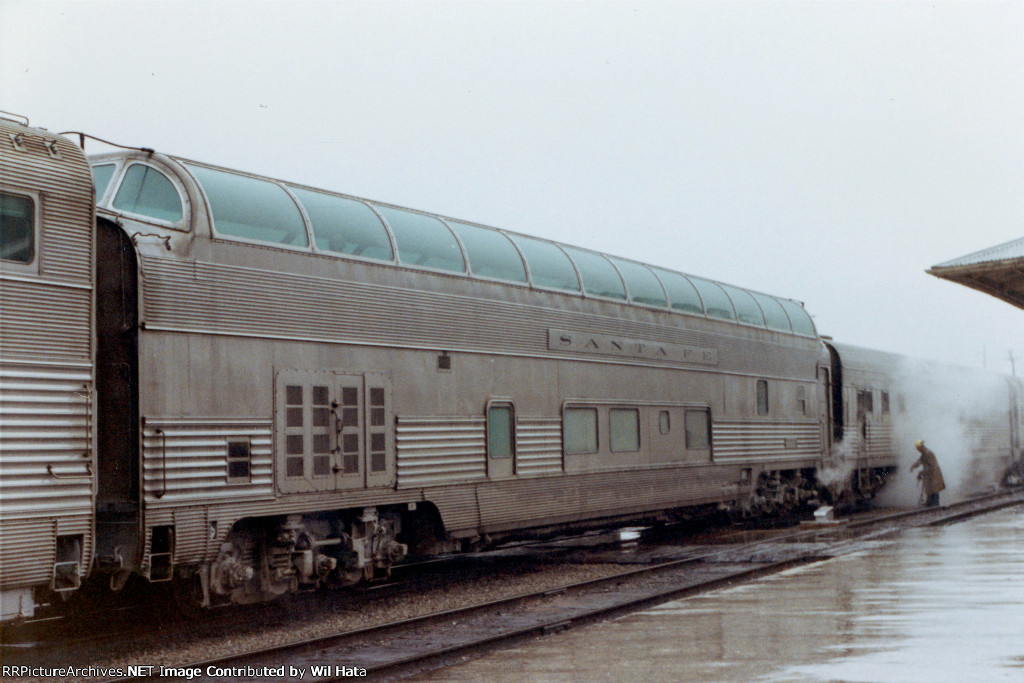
<box><xmin>912</xmin><ymin>447</ymin><xmax>946</xmax><ymax>496</ymax></box>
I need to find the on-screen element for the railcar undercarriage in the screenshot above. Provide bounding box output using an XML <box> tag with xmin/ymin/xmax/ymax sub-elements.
<box><xmin>724</xmin><ymin>465</ymin><xmax>895</xmax><ymax>519</ymax></box>
<box><xmin>201</xmin><ymin>508</ymin><xmax>407</xmax><ymax>607</ymax></box>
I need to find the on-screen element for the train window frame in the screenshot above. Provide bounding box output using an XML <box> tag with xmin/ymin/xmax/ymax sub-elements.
<box><xmin>0</xmin><ymin>188</ymin><xmax>39</xmax><ymax>272</ymax></box>
<box><xmin>448</xmin><ymin>221</ymin><xmax>528</xmax><ymax>284</ymax></box>
<box><xmin>609</xmin><ymin>257</ymin><xmax>669</xmax><ymax>309</ymax></box>
<box><xmin>609</xmin><ymin>408</ymin><xmax>641</xmax><ymax>453</ymax></box>
<box><xmin>91</xmin><ymin>162</ymin><xmax>119</xmax><ymax>204</ymax></box>
<box><xmin>864</xmin><ymin>390</ymin><xmax>874</xmax><ymax>415</ymax></box>
<box><xmin>563</xmin><ymin>407</ymin><xmax>599</xmax><ymax>455</ymax></box>
<box><xmin>750</xmin><ymin>292</ymin><xmax>793</xmax><ymax>332</ymax></box>
<box><xmin>881</xmin><ymin>391</ymin><xmax>890</xmax><ymax>415</ymax></box>
<box><xmin>776</xmin><ymin>298</ymin><xmax>817</xmax><ymax>337</ymax></box>
<box><xmin>110</xmin><ymin>161</ymin><xmax>189</xmax><ymax>229</ymax></box>
<box><xmin>509</xmin><ymin>234</ymin><xmax>582</xmax><ymax>293</ymax></box>
<box><xmin>756</xmin><ymin>379</ymin><xmax>770</xmax><ymax>416</ymax></box>
<box><xmin>486</xmin><ymin>401</ymin><xmax>516</xmax><ymax>460</ymax></box>
<box><xmin>226</xmin><ymin>439</ymin><xmax>252</xmax><ymax>484</ymax></box>
<box><xmin>720</xmin><ymin>284</ymin><xmax>766</xmax><ymax>327</ymax></box>
<box><xmin>374</xmin><ymin>204</ymin><xmax>466</xmax><ymax>274</ymax></box>
<box><xmin>288</xmin><ymin>185</ymin><xmax>396</xmax><ymax>264</ymax></box>
<box><xmin>689</xmin><ymin>277</ymin><xmax>737</xmax><ymax>321</ymax></box>
<box><xmin>650</xmin><ymin>267</ymin><xmax>705</xmax><ymax>315</ymax></box>
<box><xmin>184</xmin><ymin>162</ymin><xmax>311</xmax><ymax>249</ymax></box>
<box><xmin>659</xmin><ymin>410</ymin><xmax>671</xmax><ymax>434</ymax></box>
<box><xmin>562</xmin><ymin>246</ymin><xmax>627</xmax><ymax>301</ymax></box>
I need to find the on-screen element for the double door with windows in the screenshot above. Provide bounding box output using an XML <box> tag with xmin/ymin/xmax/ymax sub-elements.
<box><xmin>275</xmin><ymin>370</ymin><xmax>393</xmax><ymax>493</ymax></box>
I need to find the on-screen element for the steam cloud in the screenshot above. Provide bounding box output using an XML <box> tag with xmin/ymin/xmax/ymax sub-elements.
<box><xmin>875</xmin><ymin>357</ymin><xmax>1016</xmax><ymax>508</ymax></box>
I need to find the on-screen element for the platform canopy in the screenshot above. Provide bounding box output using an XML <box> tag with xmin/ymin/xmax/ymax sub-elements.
<box><xmin>927</xmin><ymin>237</ymin><xmax>1024</xmax><ymax>310</ymax></box>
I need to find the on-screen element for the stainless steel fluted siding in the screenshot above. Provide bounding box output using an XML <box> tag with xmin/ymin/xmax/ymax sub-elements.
<box><xmin>0</xmin><ymin>280</ymin><xmax>91</xmax><ymax>358</ymax></box>
<box><xmin>866</xmin><ymin>422</ymin><xmax>894</xmax><ymax>462</ymax></box>
<box><xmin>0</xmin><ymin>515</ymin><xmax>92</xmax><ymax>588</ymax></box>
<box><xmin>165</xmin><ymin>507</ymin><xmax>211</xmax><ymax>566</ymax></box>
<box><xmin>139</xmin><ymin>257</ymin><xmax>818</xmax><ymax>379</ymax></box>
<box><xmin>396</xmin><ymin>417</ymin><xmax>487</xmax><ymax>488</ymax></box>
<box><xmin>141</xmin><ymin>418</ymin><xmax>273</xmax><ymax>507</ymax></box>
<box><xmin>422</xmin><ymin>486</ymin><xmax>481</xmax><ymax>531</ymax></box>
<box><xmin>712</xmin><ymin>420</ymin><xmax>822</xmax><ymax>463</ymax></box>
<box><xmin>138</xmin><ymin>507</ymin><xmax>211</xmax><ymax>569</ymax></box>
<box><xmin>515</xmin><ymin>417</ymin><xmax>563</xmax><ymax>476</ymax></box>
<box><xmin>0</xmin><ymin>125</ymin><xmax>95</xmax><ymax>594</ymax></box>
<box><xmin>0</xmin><ymin>362</ymin><xmax>93</xmax><ymax>514</ymax></box>
<box><xmin>0</xmin><ymin>519</ymin><xmax>53</xmax><ymax>587</ymax></box>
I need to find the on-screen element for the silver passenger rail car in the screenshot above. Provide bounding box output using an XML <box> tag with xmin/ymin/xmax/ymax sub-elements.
<box><xmin>86</xmin><ymin>146</ymin><xmax>841</xmax><ymax>608</ymax></box>
<box><xmin>0</xmin><ymin>116</ymin><xmax>96</xmax><ymax>621</ymax></box>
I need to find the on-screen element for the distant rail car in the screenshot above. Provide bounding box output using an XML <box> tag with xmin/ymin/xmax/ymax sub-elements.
<box><xmin>2</xmin><ymin>114</ymin><xmax>1021</xmax><ymax>619</ymax></box>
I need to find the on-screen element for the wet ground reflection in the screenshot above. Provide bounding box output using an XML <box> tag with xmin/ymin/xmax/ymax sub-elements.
<box><xmin>415</xmin><ymin>506</ymin><xmax>1024</xmax><ymax>682</ymax></box>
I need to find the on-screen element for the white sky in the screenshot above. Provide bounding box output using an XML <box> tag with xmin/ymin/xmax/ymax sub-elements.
<box><xmin>2</xmin><ymin>1</ymin><xmax>1022</xmax><ymax>373</ymax></box>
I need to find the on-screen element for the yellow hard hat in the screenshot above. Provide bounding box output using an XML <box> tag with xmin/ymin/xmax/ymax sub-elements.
<box><xmin>914</xmin><ymin>440</ymin><xmax>924</xmax><ymax>448</ymax></box>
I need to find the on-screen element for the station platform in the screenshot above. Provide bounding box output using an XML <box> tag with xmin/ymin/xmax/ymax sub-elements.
<box><xmin>412</xmin><ymin>505</ymin><xmax>1024</xmax><ymax>682</ymax></box>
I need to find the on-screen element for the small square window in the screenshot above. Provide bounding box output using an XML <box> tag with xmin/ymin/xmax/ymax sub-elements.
<box><xmin>313</xmin><ymin>407</ymin><xmax>330</xmax><ymax>427</ymax></box>
<box><xmin>313</xmin><ymin>455</ymin><xmax>331</xmax><ymax>476</ymax></box>
<box><xmin>227</xmin><ymin>439</ymin><xmax>251</xmax><ymax>483</ymax></box>
<box><xmin>343</xmin><ymin>408</ymin><xmax>359</xmax><ymax>427</ymax></box>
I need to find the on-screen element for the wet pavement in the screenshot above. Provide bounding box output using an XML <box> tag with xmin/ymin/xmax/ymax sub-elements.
<box><xmin>412</xmin><ymin>505</ymin><xmax>1024</xmax><ymax>682</ymax></box>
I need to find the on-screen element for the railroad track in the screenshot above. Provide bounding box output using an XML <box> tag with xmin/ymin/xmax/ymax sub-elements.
<box><xmin>89</xmin><ymin>488</ymin><xmax>1023</xmax><ymax>683</ymax></box>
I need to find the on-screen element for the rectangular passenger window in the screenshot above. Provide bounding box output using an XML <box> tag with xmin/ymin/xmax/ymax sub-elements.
<box><xmin>881</xmin><ymin>391</ymin><xmax>890</xmax><ymax>415</ymax></box>
<box><xmin>659</xmin><ymin>410</ymin><xmax>671</xmax><ymax>434</ymax></box>
<box><xmin>0</xmin><ymin>192</ymin><xmax>35</xmax><ymax>264</ymax></box>
<box><xmin>487</xmin><ymin>403</ymin><xmax>514</xmax><ymax>459</ymax></box>
<box><xmin>564</xmin><ymin>407</ymin><xmax>598</xmax><ymax>454</ymax></box>
<box><xmin>610</xmin><ymin>408</ymin><xmax>640</xmax><ymax>452</ymax></box>
<box><xmin>685</xmin><ymin>409</ymin><xmax>711</xmax><ymax>450</ymax></box>
<box><xmin>864</xmin><ymin>390</ymin><xmax>874</xmax><ymax>414</ymax></box>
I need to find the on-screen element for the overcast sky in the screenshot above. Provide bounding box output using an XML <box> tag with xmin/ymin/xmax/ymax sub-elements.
<box><xmin>3</xmin><ymin>1</ymin><xmax>1022</xmax><ymax>374</ymax></box>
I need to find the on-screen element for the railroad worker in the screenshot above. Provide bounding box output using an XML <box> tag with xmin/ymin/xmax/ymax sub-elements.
<box><xmin>910</xmin><ymin>440</ymin><xmax>946</xmax><ymax>507</ymax></box>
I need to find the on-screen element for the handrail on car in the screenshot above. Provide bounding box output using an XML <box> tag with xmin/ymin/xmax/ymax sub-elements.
<box><xmin>47</xmin><ymin>462</ymin><xmax>94</xmax><ymax>480</ymax></box>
